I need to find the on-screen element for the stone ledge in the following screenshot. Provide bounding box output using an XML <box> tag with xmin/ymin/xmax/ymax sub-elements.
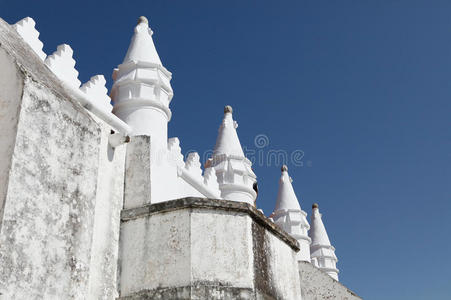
<box><xmin>121</xmin><ymin>197</ymin><xmax>300</xmax><ymax>251</ymax></box>
<box><xmin>119</xmin><ymin>284</ymin><xmax>254</xmax><ymax>300</ymax></box>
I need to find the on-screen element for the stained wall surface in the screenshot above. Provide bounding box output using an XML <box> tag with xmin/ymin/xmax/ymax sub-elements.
<box><xmin>298</xmin><ymin>261</ymin><xmax>362</xmax><ymax>300</ymax></box>
<box><xmin>0</xmin><ymin>18</ymin><xmax>126</xmax><ymax>299</ymax></box>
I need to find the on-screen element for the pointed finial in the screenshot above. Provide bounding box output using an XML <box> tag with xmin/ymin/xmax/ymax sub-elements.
<box><xmin>224</xmin><ymin>105</ymin><xmax>233</xmax><ymax>114</ymax></box>
<box><xmin>281</xmin><ymin>165</ymin><xmax>288</xmax><ymax>172</ymax></box>
<box><xmin>138</xmin><ymin>16</ymin><xmax>149</xmax><ymax>25</ymax></box>
<box><xmin>312</xmin><ymin>203</ymin><xmax>319</xmax><ymax>209</ymax></box>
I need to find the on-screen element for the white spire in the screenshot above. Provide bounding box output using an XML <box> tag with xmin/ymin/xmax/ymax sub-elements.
<box><xmin>274</xmin><ymin>165</ymin><xmax>301</xmax><ymax>212</ymax></box>
<box><xmin>271</xmin><ymin>166</ymin><xmax>311</xmax><ymax>262</ymax></box>
<box><xmin>213</xmin><ymin>105</ymin><xmax>245</xmax><ymax>157</ymax></box>
<box><xmin>207</xmin><ymin>106</ymin><xmax>256</xmax><ymax>205</ymax></box>
<box><xmin>309</xmin><ymin>203</ymin><xmax>339</xmax><ymax>281</ymax></box>
<box><xmin>123</xmin><ymin>16</ymin><xmax>162</xmax><ymax>65</ymax></box>
<box><xmin>111</xmin><ymin>16</ymin><xmax>173</xmax><ymax>140</ymax></box>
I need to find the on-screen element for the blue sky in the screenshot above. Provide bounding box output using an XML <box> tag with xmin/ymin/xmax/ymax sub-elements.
<box><xmin>2</xmin><ymin>1</ymin><xmax>450</xmax><ymax>299</ymax></box>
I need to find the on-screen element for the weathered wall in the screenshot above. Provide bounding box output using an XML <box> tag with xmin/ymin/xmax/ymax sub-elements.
<box><xmin>0</xmin><ymin>75</ymin><xmax>101</xmax><ymax>299</ymax></box>
<box><xmin>298</xmin><ymin>261</ymin><xmax>361</xmax><ymax>300</ymax></box>
<box><xmin>87</xmin><ymin>117</ymin><xmax>127</xmax><ymax>300</ymax></box>
<box><xmin>119</xmin><ymin>198</ymin><xmax>302</xmax><ymax>300</ymax></box>
<box><xmin>123</xmin><ymin>136</ymin><xmax>207</xmax><ymax>210</ymax></box>
<box><xmin>0</xmin><ymin>47</ymin><xmax>23</xmax><ymax>227</ymax></box>
<box><xmin>0</xmin><ymin>18</ymin><xmax>126</xmax><ymax>299</ymax></box>
<box><xmin>253</xmin><ymin>223</ymin><xmax>302</xmax><ymax>300</ymax></box>
<box><xmin>190</xmin><ymin>209</ymin><xmax>254</xmax><ymax>289</ymax></box>
<box><xmin>119</xmin><ymin>209</ymin><xmax>192</xmax><ymax>296</ymax></box>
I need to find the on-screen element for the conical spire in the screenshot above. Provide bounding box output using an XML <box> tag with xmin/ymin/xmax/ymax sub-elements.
<box><xmin>207</xmin><ymin>106</ymin><xmax>256</xmax><ymax>205</ymax></box>
<box><xmin>112</xmin><ymin>16</ymin><xmax>173</xmax><ymax>138</ymax></box>
<box><xmin>309</xmin><ymin>203</ymin><xmax>339</xmax><ymax>281</ymax></box>
<box><xmin>213</xmin><ymin>106</ymin><xmax>245</xmax><ymax>157</ymax></box>
<box><xmin>310</xmin><ymin>203</ymin><xmax>332</xmax><ymax>247</ymax></box>
<box><xmin>271</xmin><ymin>166</ymin><xmax>311</xmax><ymax>262</ymax></box>
<box><xmin>123</xmin><ymin>16</ymin><xmax>162</xmax><ymax>65</ymax></box>
<box><xmin>274</xmin><ymin>165</ymin><xmax>302</xmax><ymax>212</ymax></box>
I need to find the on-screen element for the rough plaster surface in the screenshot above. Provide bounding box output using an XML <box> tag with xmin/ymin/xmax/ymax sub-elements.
<box><xmin>0</xmin><ymin>47</ymin><xmax>23</xmax><ymax>227</ymax></box>
<box><xmin>124</xmin><ymin>136</ymin><xmax>151</xmax><ymax>209</ymax></box>
<box><xmin>298</xmin><ymin>261</ymin><xmax>361</xmax><ymax>300</ymax></box>
<box><xmin>0</xmin><ymin>18</ymin><xmax>127</xmax><ymax>299</ymax></box>
<box><xmin>190</xmin><ymin>209</ymin><xmax>254</xmax><ymax>288</ymax></box>
<box><xmin>120</xmin><ymin>198</ymin><xmax>302</xmax><ymax>300</ymax></box>
<box><xmin>252</xmin><ymin>223</ymin><xmax>301</xmax><ymax>300</ymax></box>
<box><xmin>119</xmin><ymin>210</ymin><xmax>191</xmax><ymax>296</ymax></box>
<box><xmin>87</xmin><ymin>118</ymin><xmax>126</xmax><ymax>300</ymax></box>
<box><xmin>0</xmin><ymin>76</ymin><xmax>101</xmax><ymax>299</ymax></box>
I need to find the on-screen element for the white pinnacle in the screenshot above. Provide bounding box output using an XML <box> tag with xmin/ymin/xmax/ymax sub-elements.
<box><xmin>309</xmin><ymin>203</ymin><xmax>339</xmax><ymax>281</ymax></box>
<box><xmin>208</xmin><ymin>106</ymin><xmax>256</xmax><ymax>205</ymax></box>
<box><xmin>274</xmin><ymin>165</ymin><xmax>302</xmax><ymax>212</ymax></box>
<box><xmin>213</xmin><ymin>105</ymin><xmax>245</xmax><ymax>157</ymax></box>
<box><xmin>271</xmin><ymin>165</ymin><xmax>311</xmax><ymax>262</ymax></box>
<box><xmin>123</xmin><ymin>16</ymin><xmax>162</xmax><ymax>65</ymax></box>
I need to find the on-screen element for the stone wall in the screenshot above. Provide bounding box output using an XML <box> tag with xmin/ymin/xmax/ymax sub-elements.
<box><xmin>0</xmin><ymin>18</ymin><xmax>126</xmax><ymax>299</ymax></box>
<box><xmin>298</xmin><ymin>261</ymin><xmax>361</xmax><ymax>300</ymax></box>
<box><xmin>119</xmin><ymin>197</ymin><xmax>302</xmax><ymax>300</ymax></box>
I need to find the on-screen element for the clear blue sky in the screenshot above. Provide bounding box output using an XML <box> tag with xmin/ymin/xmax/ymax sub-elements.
<box><xmin>2</xmin><ymin>1</ymin><xmax>450</xmax><ymax>299</ymax></box>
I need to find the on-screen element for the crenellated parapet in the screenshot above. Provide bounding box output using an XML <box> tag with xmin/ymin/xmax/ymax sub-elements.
<box><xmin>13</xmin><ymin>17</ymin><xmax>46</xmax><ymax>61</ymax></box>
<box><xmin>45</xmin><ymin>44</ymin><xmax>81</xmax><ymax>89</ymax></box>
<box><xmin>185</xmin><ymin>152</ymin><xmax>203</xmax><ymax>181</ymax></box>
<box><xmin>168</xmin><ymin>138</ymin><xmax>221</xmax><ymax>200</ymax></box>
<box><xmin>9</xmin><ymin>16</ymin><xmax>131</xmax><ymax>134</ymax></box>
<box><xmin>80</xmin><ymin>75</ymin><xmax>113</xmax><ymax>114</ymax></box>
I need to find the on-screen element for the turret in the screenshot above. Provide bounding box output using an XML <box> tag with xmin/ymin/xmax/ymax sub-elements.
<box><xmin>271</xmin><ymin>165</ymin><xmax>311</xmax><ymax>262</ymax></box>
<box><xmin>309</xmin><ymin>203</ymin><xmax>339</xmax><ymax>281</ymax></box>
<box><xmin>206</xmin><ymin>106</ymin><xmax>256</xmax><ymax>205</ymax></box>
<box><xmin>111</xmin><ymin>16</ymin><xmax>173</xmax><ymax>155</ymax></box>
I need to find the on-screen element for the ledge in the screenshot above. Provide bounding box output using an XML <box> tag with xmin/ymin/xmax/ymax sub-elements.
<box><xmin>121</xmin><ymin>197</ymin><xmax>300</xmax><ymax>251</ymax></box>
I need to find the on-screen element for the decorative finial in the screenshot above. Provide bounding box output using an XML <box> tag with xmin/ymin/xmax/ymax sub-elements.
<box><xmin>138</xmin><ymin>16</ymin><xmax>149</xmax><ymax>25</ymax></box>
<box><xmin>281</xmin><ymin>165</ymin><xmax>288</xmax><ymax>172</ymax></box>
<box><xmin>224</xmin><ymin>105</ymin><xmax>233</xmax><ymax>114</ymax></box>
<box><xmin>312</xmin><ymin>203</ymin><xmax>319</xmax><ymax>209</ymax></box>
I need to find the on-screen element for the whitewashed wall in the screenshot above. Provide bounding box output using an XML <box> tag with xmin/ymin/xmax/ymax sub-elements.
<box><xmin>0</xmin><ymin>17</ymin><xmax>126</xmax><ymax>299</ymax></box>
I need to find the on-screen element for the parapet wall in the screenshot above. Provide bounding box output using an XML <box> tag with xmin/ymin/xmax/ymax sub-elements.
<box><xmin>119</xmin><ymin>197</ymin><xmax>302</xmax><ymax>300</ymax></box>
<box><xmin>298</xmin><ymin>261</ymin><xmax>362</xmax><ymax>300</ymax></box>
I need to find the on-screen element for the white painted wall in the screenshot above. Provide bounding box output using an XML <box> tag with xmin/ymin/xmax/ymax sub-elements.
<box><xmin>119</xmin><ymin>210</ymin><xmax>192</xmax><ymax>296</ymax></box>
<box><xmin>0</xmin><ymin>48</ymin><xmax>23</xmax><ymax>227</ymax></box>
<box><xmin>87</xmin><ymin>116</ymin><xmax>127</xmax><ymax>300</ymax></box>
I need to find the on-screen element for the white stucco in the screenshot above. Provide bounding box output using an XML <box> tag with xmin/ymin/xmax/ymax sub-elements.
<box><xmin>80</xmin><ymin>75</ymin><xmax>113</xmax><ymax>114</ymax></box>
<box><xmin>45</xmin><ymin>44</ymin><xmax>81</xmax><ymax>89</ymax></box>
<box><xmin>190</xmin><ymin>209</ymin><xmax>254</xmax><ymax>288</ymax></box>
<box><xmin>0</xmin><ymin>47</ymin><xmax>23</xmax><ymax>227</ymax></box>
<box><xmin>13</xmin><ymin>17</ymin><xmax>46</xmax><ymax>61</ymax></box>
<box><xmin>119</xmin><ymin>210</ymin><xmax>192</xmax><ymax>296</ymax></box>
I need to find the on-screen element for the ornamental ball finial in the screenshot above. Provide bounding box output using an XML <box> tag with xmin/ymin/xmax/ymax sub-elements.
<box><xmin>312</xmin><ymin>203</ymin><xmax>319</xmax><ymax>209</ymax></box>
<box><xmin>224</xmin><ymin>105</ymin><xmax>233</xmax><ymax>114</ymax></box>
<box><xmin>138</xmin><ymin>16</ymin><xmax>149</xmax><ymax>25</ymax></box>
<box><xmin>281</xmin><ymin>165</ymin><xmax>288</xmax><ymax>172</ymax></box>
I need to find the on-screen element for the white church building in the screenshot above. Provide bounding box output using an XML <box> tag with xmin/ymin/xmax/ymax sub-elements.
<box><xmin>0</xmin><ymin>15</ymin><xmax>360</xmax><ymax>299</ymax></box>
